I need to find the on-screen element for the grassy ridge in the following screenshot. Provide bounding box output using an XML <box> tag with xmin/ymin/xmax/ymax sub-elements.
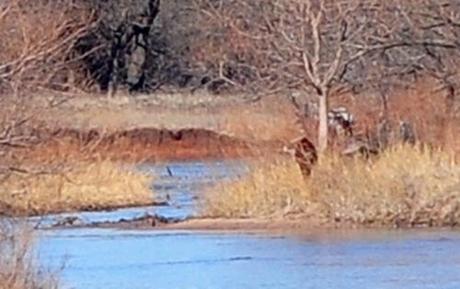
<box><xmin>205</xmin><ymin>145</ymin><xmax>460</xmax><ymax>227</ymax></box>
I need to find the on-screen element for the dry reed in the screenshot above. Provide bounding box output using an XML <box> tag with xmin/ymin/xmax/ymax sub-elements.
<box><xmin>204</xmin><ymin>145</ymin><xmax>460</xmax><ymax>227</ymax></box>
<box><xmin>0</xmin><ymin>220</ymin><xmax>59</xmax><ymax>289</ymax></box>
<box><xmin>0</xmin><ymin>161</ymin><xmax>153</xmax><ymax>216</ymax></box>
<box><xmin>203</xmin><ymin>157</ymin><xmax>313</xmax><ymax>218</ymax></box>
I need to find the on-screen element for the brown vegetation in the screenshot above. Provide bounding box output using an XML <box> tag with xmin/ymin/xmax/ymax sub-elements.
<box><xmin>0</xmin><ymin>0</ymin><xmax>94</xmax><ymax>94</ymax></box>
<box><xmin>184</xmin><ymin>0</ymin><xmax>460</xmax><ymax>152</ymax></box>
<box><xmin>0</xmin><ymin>0</ymin><xmax>459</xmax><ymax>226</ymax></box>
<box><xmin>25</xmin><ymin>128</ymin><xmax>255</xmax><ymax>163</ymax></box>
<box><xmin>0</xmin><ymin>220</ymin><xmax>59</xmax><ymax>289</ymax></box>
<box><xmin>205</xmin><ymin>145</ymin><xmax>460</xmax><ymax>228</ymax></box>
<box><xmin>3</xmin><ymin>1</ymin><xmax>459</xmax><ymax>288</ymax></box>
<box><xmin>327</xmin><ymin>80</ymin><xmax>460</xmax><ymax>156</ymax></box>
<box><xmin>310</xmin><ymin>146</ymin><xmax>460</xmax><ymax>227</ymax></box>
<box><xmin>204</xmin><ymin>77</ymin><xmax>460</xmax><ymax>228</ymax></box>
<box><xmin>0</xmin><ymin>96</ymin><xmax>155</xmax><ymax>217</ymax></box>
<box><xmin>204</xmin><ymin>158</ymin><xmax>307</xmax><ymax>218</ymax></box>
<box><xmin>0</xmin><ymin>161</ymin><xmax>153</xmax><ymax>216</ymax></box>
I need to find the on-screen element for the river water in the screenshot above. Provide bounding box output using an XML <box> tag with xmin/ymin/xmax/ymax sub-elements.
<box><xmin>38</xmin><ymin>161</ymin><xmax>460</xmax><ymax>289</ymax></box>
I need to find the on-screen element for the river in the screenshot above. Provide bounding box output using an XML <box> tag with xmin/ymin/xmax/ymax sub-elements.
<box><xmin>38</xmin><ymin>161</ymin><xmax>460</xmax><ymax>289</ymax></box>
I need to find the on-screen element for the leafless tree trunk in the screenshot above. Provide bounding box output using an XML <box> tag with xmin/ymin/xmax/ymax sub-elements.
<box><xmin>318</xmin><ymin>89</ymin><xmax>329</xmax><ymax>151</ymax></box>
<box><xmin>80</xmin><ymin>0</ymin><xmax>161</xmax><ymax>97</ymax></box>
<box><xmin>260</xmin><ymin>0</ymin><xmax>391</xmax><ymax>153</ymax></box>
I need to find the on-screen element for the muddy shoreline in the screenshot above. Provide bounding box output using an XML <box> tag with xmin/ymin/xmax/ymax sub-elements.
<box><xmin>87</xmin><ymin>216</ymin><xmax>328</xmax><ymax>233</ymax></box>
<box><xmin>45</xmin><ymin>213</ymin><xmax>460</xmax><ymax>234</ymax></box>
<box><xmin>38</xmin><ymin>213</ymin><xmax>330</xmax><ymax>235</ymax></box>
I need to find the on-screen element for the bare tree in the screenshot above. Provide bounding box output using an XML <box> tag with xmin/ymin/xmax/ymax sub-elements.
<box><xmin>78</xmin><ymin>0</ymin><xmax>161</xmax><ymax>97</ymax></box>
<box><xmin>269</xmin><ymin>0</ymin><xmax>372</xmax><ymax>152</ymax></box>
<box><xmin>193</xmin><ymin>0</ymin><xmax>404</xmax><ymax>152</ymax></box>
<box><xmin>0</xmin><ymin>97</ymin><xmax>41</xmax><ymax>192</ymax></box>
<box><xmin>400</xmin><ymin>0</ymin><xmax>460</xmax><ymax>109</ymax></box>
<box><xmin>359</xmin><ymin>0</ymin><xmax>460</xmax><ymax>146</ymax></box>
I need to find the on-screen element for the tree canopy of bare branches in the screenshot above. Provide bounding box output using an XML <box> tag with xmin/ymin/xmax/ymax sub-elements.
<box><xmin>77</xmin><ymin>0</ymin><xmax>161</xmax><ymax>97</ymax></box>
<box><xmin>0</xmin><ymin>0</ymin><xmax>96</xmax><ymax>95</ymax></box>
<box><xmin>190</xmin><ymin>0</ymin><xmax>460</xmax><ymax>151</ymax></box>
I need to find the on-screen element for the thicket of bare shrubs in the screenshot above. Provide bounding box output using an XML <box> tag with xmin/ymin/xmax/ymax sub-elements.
<box><xmin>0</xmin><ymin>220</ymin><xmax>59</xmax><ymax>289</ymax></box>
<box><xmin>0</xmin><ymin>0</ymin><xmax>166</xmax><ymax>95</ymax></box>
<box><xmin>2</xmin><ymin>0</ymin><xmax>459</xmax><ymax>115</ymax></box>
<box><xmin>0</xmin><ymin>2</ymin><xmax>156</xmax><ymax>287</ymax></box>
<box><xmin>186</xmin><ymin>0</ymin><xmax>460</xmax><ymax>151</ymax></box>
<box><xmin>0</xmin><ymin>0</ymin><xmax>158</xmax><ymax>217</ymax></box>
<box><xmin>0</xmin><ymin>0</ymin><xmax>94</xmax><ymax>95</ymax></box>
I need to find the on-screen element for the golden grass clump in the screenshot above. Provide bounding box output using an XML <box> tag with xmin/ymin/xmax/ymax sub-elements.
<box><xmin>0</xmin><ymin>161</ymin><xmax>153</xmax><ymax>216</ymax></box>
<box><xmin>205</xmin><ymin>145</ymin><xmax>460</xmax><ymax>227</ymax></box>
<box><xmin>204</xmin><ymin>158</ymin><xmax>313</xmax><ymax>218</ymax></box>
<box><xmin>0</xmin><ymin>220</ymin><xmax>59</xmax><ymax>289</ymax></box>
<box><xmin>312</xmin><ymin>145</ymin><xmax>460</xmax><ymax>227</ymax></box>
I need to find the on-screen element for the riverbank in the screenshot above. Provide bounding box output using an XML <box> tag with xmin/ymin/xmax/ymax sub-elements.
<box><xmin>88</xmin><ymin>215</ymin><xmax>327</xmax><ymax>233</ymax></box>
<box><xmin>203</xmin><ymin>146</ymin><xmax>460</xmax><ymax>228</ymax></box>
<box><xmin>8</xmin><ymin>145</ymin><xmax>460</xmax><ymax>230</ymax></box>
<box><xmin>3</xmin><ymin>92</ymin><xmax>460</xmax><ymax>227</ymax></box>
<box><xmin>2</xmin><ymin>94</ymin><xmax>284</xmax><ymax>217</ymax></box>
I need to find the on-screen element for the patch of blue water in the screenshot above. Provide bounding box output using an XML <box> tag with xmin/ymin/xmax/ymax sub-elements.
<box><xmin>39</xmin><ymin>229</ymin><xmax>460</xmax><ymax>289</ymax></box>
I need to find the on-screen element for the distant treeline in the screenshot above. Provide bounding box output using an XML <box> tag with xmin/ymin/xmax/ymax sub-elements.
<box><xmin>1</xmin><ymin>0</ymin><xmax>460</xmax><ymax>99</ymax></box>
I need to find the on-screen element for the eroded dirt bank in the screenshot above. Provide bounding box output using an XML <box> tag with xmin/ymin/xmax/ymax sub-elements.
<box><xmin>26</xmin><ymin>127</ymin><xmax>274</xmax><ymax>161</ymax></box>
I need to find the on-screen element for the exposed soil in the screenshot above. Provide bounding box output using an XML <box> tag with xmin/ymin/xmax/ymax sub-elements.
<box><xmin>157</xmin><ymin>217</ymin><xmax>328</xmax><ymax>232</ymax></box>
<box><xmin>26</xmin><ymin>127</ymin><xmax>278</xmax><ymax>161</ymax></box>
<box><xmin>19</xmin><ymin>94</ymin><xmax>300</xmax><ymax>162</ymax></box>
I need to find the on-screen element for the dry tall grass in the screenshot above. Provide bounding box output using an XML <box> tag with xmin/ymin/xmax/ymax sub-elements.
<box><xmin>204</xmin><ymin>158</ymin><xmax>310</xmax><ymax>218</ymax></box>
<box><xmin>0</xmin><ymin>220</ymin><xmax>59</xmax><ymax>289</ymax></box>
<box><xmin>0</xmin><ymin>161</ymin><xmax>153</xmax><ymax>216</ymax></box>
<box><xmin>312</xmin><ymin>146</ymin><xmax>460</xmax><ymax>226</ymax></box>
<box><xmin>219</xmin><ymin>98</ymin><xmax>301</xmax><ymax>142</ymax></box>
<box><xmin>205</xmin><ymin>145</ymin><xmax>460</xmax><ymax>227</ymax></box>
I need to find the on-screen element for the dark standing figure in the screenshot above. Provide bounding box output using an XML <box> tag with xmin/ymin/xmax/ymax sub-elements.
<box><xmin>284</xmin><ymin>136</ymin><xmax>318</xmax><ymax>179</ymax></box>
<box><xmin>399</xmin><ymin>121</ymin><xmax>416</xmax><ymax>145</ymax></box>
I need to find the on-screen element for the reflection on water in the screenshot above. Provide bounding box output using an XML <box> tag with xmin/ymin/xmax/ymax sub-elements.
<box><xmin>39</xmin><ymin>229</ymin><xmax>460</xmax><ymax>289</ymax></box>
